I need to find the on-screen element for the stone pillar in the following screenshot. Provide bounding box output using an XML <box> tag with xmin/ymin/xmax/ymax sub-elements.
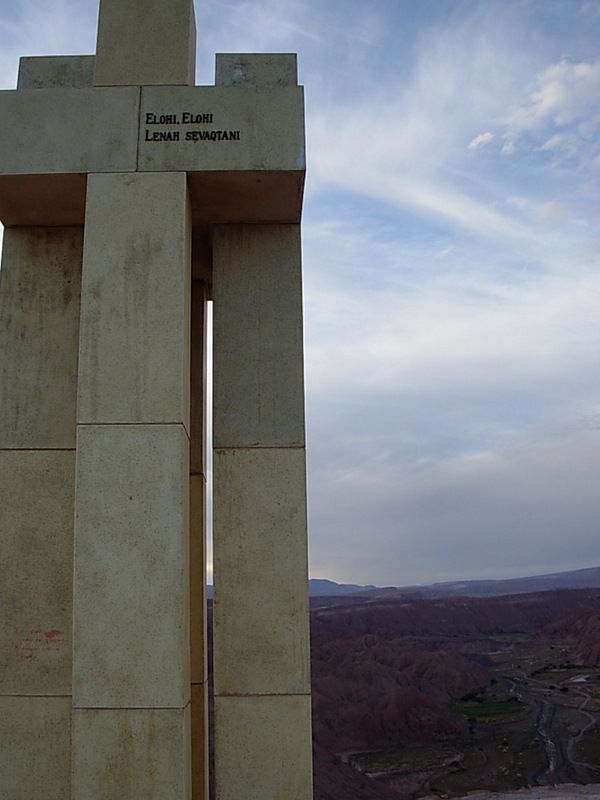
<box><xmin>212</xmin><ymin>224</ymin><xmax>313</xmax><ymax>800</ymax></box>
<box><xmin>0</xmin><ymin>61</ymin><xmax>84</xmax><ymax>799</ymax></box>
<box><xmin>0</xmin><ymin>227</ymin><xmax>81</xmax><ymax>799</ymax></box>
<box><xmin>94</xmin><ymin>0</ymin><xmax>196</xmax><ymax>87</ymax></box>
<box><xmin>71</xmin><ymin>172</ymin><xmax>192</xmax><ymax>798</ymax></box>
<box><xmin>190</xmin><ymin>280</ymin><xmax>210</xmax><ymax>800</ymax></box>
<box><xmin>0</xmin><ymin>3</ymin><xmax>310</xmax><ymax>797</ymax></box>
<box><xmin>67</xmin><ymin>5</ymin><xmax>198</xmax><ymax>796</ymax></box>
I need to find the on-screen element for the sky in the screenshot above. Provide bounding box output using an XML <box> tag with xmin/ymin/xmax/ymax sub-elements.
<box><xmin>1</xmin><ymin>0</ymin><xmax>600</xmax><ymax>587</ymax></box>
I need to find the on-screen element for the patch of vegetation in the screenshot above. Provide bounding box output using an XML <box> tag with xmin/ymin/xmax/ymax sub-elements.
<box><xmin>352</xmin><ymin>742</ymin><xmax>454</xmax><ymax>773</ymax></box>
<box><xmin>451</xmin><ymin>697</ymin><xmax>526</xmax><ymax>723</ymax></box>
<box><xmin>532</xmin><ymin>663</ymin><xmax>600</xmax><ymax>678</ymax></box>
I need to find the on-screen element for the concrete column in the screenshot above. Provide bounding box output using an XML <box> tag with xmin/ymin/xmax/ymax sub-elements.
<box><xmin>72</xmin><ymin>172</ymin><xmax>192</xmax><ymax>799</ymax></box>
<box><xmin>190</xmin><ymin>280</ymin><xmax>209</xmax><ymax>800</ymax></box>
<box><xmin>0</xmin><ymin>226</ymin><xmax>83</xmax><ymax>798</ymax></box>
<box><xmin>1</xmin><ymin>6</ymin><xmax>309</xmax><ymax>797</ymax></box>
<box><xmin>212</xmin><ymin>224</ymin><xmax>313</xmax><ymax>800</ymax></box>
<box><xmin>94</xmin><ymin>0</ymin><xmax>196</xmax><ymax>87</ymax></box>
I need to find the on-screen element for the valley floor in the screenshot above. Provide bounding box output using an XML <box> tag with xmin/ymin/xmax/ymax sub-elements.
<box><xmin>345</xmin><ymin>638</ymin><xmax>600</xmax><ymax>799</ymax></box>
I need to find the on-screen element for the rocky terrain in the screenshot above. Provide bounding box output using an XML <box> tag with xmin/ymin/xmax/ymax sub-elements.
<box><xmin>205</xmin><ymin>577</ymin><xmax>600</xmax><ymax>799</ymax></box>
<box><xmin>309</xmin><ymin>589</ymin><xmax>600</xmax><ymax>800</ymax></box>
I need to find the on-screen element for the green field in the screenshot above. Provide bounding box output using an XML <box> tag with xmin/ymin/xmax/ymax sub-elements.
<box><xmin>450</xmin><ymin>697</ymin><xmax>526</xmax><ymax>723</ymax></box>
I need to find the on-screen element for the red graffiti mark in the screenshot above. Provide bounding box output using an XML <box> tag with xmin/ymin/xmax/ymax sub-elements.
<box><xmin>45</xmin><ymin>629</ymin><xmax>63</xmax><ymax>641</ymax></box>
<box><xmin>20</xmin><ymin>653</ymin><xmax>34</xmax><ymax>659</ymax></box>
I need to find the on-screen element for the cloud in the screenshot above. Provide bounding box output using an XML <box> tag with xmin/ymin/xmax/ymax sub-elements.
<box><xmin>505</xmin><ymin>59</ymin><xmax>600</xmax><ymax>132</ymax></box>
<box><xmin>500</xmin><ymin>59</ymin><xmax>600</xmax><ymax>168</ymax></box>
<box><xmin>468</xmin><ymin>132</ymin><xmax>494</xmax><ymax>149</ymax></box>
<box><xmin>304</xmin><ymin>197</ymin><xmax>600</xmax><ymax>386</ymax></box>
<box><xmin>304</xmin><ymin>9</ymin><xmax>600</xmax><ymax>256</ymax></box>
<box><xmin>308</xmin><ymin>425</ymin><xmax>600</xmax><ymax>585</ymax></box>
<box><xmin>541</xmin><ymin>133</ymin><xmax>565</xmax><ymax>152</ymax></box>
<box><xmin>309</xmin><ymin>106</ymin><xmax>533</xmax><ymax>249</ymax></box>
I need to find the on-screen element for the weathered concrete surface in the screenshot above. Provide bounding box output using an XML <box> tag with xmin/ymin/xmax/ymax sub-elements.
<box><xmin>138</xmin><ymin>86</ymin><xmax>305</xmax><ymax>173</ymax></box>
<box><xmin>18</xmin><ymin>55</ymin><xmax>94</xmax><ymax>89</ymax></box>
<box><xmin>216</xmin><ymin>53</ymin><xmax>298</xmax><ymax>87</ymax></box>
<box><xmin>0</xmin><ymin>696</ymin><xmax>71</xmax><ymax>799</ymax></box>
<box><xmin>212</xmin><ymin>216</ymin><xmax>312</xmax><ymax>799</ymax></box>
<box><xmin>190</xmin><ymin>281</ymin><xmax>209</xmax><ymax>800</ymax></box>
<box><xmin>0</xmin><ymin>227</ymin><xmax>82</xmax><ymax>448</ymax></box>
<box><xmin>94</xmin><ymin>0</ymin><xmax>195</xmax><ymax>87</ymax></box>
<box><xmin>0</xmin><ymin>86</ymin><xmax>139</xmax><ymax>176</ymax></box>
<box><xmin>73</xmin><ymin>424</ymin><xmax>189</xmax><ymax>709</ymax></box>
<box><xmin>0</xmin><ymin>450</ymin><xmax>74</xmax><ymax>695</ymax></box>
<box><xmin>191</xmin><ymin>683</ymin><xmax>208</xmax><ymax>800</ymax></box>
<box><xmin>77</xmin><ymin>171</ymin><xmax>191</xmax><ymax>429</ymax></box>
<box><xmin>0</xmin><ymin>696</ymin><xmax>71</xmax><ymax>800</ymax></box>
<box><xmin>214</xmin><ymin>695</ymin><xmax>313</xmax><ymax>800</ymax></box>
<box><xmin>212</xmin><ymin>447</ymin><xmax>310</xmax><ymax>696</ymax></box>
<box><xmin>212</xmin><ymin>224</ymin><xmax>305</xmax><ymax>448</ymax></box>
<box><xmin>72</xmin><ymin>707</ymin><xmax>191</xmax><ymax>800</ymax></box>
<box><xmin>190</xmin><ymin>475</ymin><xmax>207</xmax><ymax>684</ymax></box>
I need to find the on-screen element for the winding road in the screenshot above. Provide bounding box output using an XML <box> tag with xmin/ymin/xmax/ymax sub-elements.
<box><xmin>566</xmin><ymin>683</ymin><xmax>600</xmax><ymax>777</ymax></box>
<box><xmin>501</xmin><ymin>672</ymin><xmax>599</xmax><ymax>785</ymax></box>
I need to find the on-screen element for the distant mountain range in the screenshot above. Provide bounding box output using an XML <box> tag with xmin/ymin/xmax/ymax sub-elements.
<box><xmin>309</xmin><ymin>565</ymin><xmax>600</xmax><ymax>599</ymax></box>
<box><xmin>206</xmin><ymin>578</ymin><xmax>376</xmax><ymax>599</ymax></box>
<box><xmin>308</xmin><ymin>578</ymin><xmax>378</xmax><ymax>595</ymax></box>
<box><xmin>206</xmin><ymin>566</ymin><xmax>600</xmax><ymax>600</ymax></box>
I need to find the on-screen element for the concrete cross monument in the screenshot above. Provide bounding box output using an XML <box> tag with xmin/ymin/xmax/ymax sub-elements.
<box><xmin>0</xmin><ymin>1</ymin><xmax>313</xmax><ymax>798</ymax></box>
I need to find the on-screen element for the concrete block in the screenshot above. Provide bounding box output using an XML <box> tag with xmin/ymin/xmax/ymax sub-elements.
<box><xmin>214</xmin><ymin>695</ymin><xmax>313</xmax><ymax>800</ymax></box>
<box><xmin>0</xmin><ymin>227</ymin><xmax>82</xmax><ymax>449</ymax></box>
<box><xmin>0</xmin><ymin>86</ymin><xmax>139</xmax><ymax>227</ymax></box>
<box><xmin>187</xmin><ymin>171</ymin><xmax>305</xmax><ymax>226</ymax></box>
<box><xmin>72</xmin><ymin>707</ymin><xmax>191</xmax><ymax>800</ymax></box>
<box><xmin>191</xmin><ymin>683</ymin><xmax>208</xmax><ymax>800</ymax></box>
<box><xmin>138</xmin><ymin>85</ymin><xmax>306</xmax><ymax>174</ymax></box>
<box><xmin>73</xmin><ymin>424</ymin><xmax>190</xmax><ymax>708</ymax></box>
<box><xmin>136</xmin><ymin>85</ymin><xmax>306</xmax><ymax>222</ymax></box>
<box><xmin>18</xmin><ymin>55</ymin><xmax>95</xmax><ymax>89</ymax></box>
<box><xmin>213</xmin><ymin>447</ymin><xmax>310</xmax><ymax>696</ymax></box>
<box><xmin>212</xmin><ymin>224</ymin><xmax>306</xmax><ymax>448</ymax></box>
<box><xmin>77</xmin><ymin>172</ymin><xmax>191</xmax><ymax>428</ymax></box>
<box><xmin>0</xmin><ymin>450</ymin><xmax>74</xmax><ymax>695</ymax></box>
<box><xmin>0</xmin><ymin>86</ymin><xmax>139</xmax><ymax>177</ymax></box>
<box><xmin>94</xmin><ymin>0</ymin><xmax>195</xmax><ymax>87</ymax></box>
<box><xmin>0</xmin><ymin>174</ymin><xmax>88</xmax><ymax>227</ymax></box>
<box><xmin>216</xmin><ymin>53</ymin><xmax>298</xmax><ymax>87</ymax></box>
<box><xmin>190</xmin><ymin>474</ymin><xmax>207</xmax><ymax>685</ymax></box>
<box><xmin>0</xmin><ymin>696</ymin><xmax>71</xmax><ymax>800</ymax></box>
<box><xmin>190</xmin><ymin>281</ymin><xmax>208</xmax><ymax>476</ymax></box>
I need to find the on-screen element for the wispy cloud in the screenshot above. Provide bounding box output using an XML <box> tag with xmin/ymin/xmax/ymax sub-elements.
<box><xmin>499</xmin><ymin>58</ymin><xmax>600</xmax><ymax>172</ymax></box>
<box><xmin>469</xmin><ymin>132</ymin><xmax>494</xmax><ymax>149</ymax></box>
<box><xmin>505</xmin><ymin>59</ymin><xmax>600</xmax><ymax>131</ymax></box>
